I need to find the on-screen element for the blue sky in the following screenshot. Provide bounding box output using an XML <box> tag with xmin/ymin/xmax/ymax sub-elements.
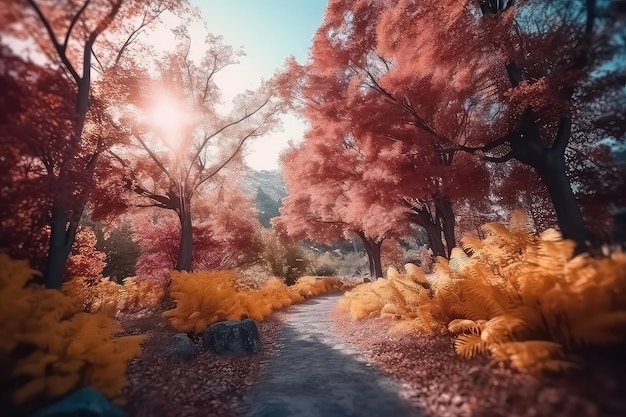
<box><xmin>192</xmin><ymin>1</ymin><xmax>328</xmax><ymax>171</ymax></box>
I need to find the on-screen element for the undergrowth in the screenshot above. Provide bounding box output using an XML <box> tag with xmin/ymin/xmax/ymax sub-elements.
<box><xmin>164</xmin><ymin>271</ymin><xmax>343</xmax><ymax>333</ymax></box>
<box><xmin>62</xmin><ymin>275</ymin><xmax>165</xmax><ymax>314</ymax></box>
<box><xmin>340</xmin><ymin>211</ymin><xmax>626</xmax><ymax>373</ymax></box>
<box><xmin>0</xmin><ymin>254</ymin><xmax>146</xmax><ymax>415</ymax></box>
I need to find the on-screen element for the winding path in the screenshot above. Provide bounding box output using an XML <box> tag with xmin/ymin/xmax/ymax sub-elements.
<box><xmin>241</xmin><ymin>294</ymin><xmax>421</xmax><ymax>417</ymax></box>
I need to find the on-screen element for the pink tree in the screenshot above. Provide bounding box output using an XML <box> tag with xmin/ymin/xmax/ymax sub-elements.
<box><xmin>276</xmin><ymin>127</ymin><xmax>410</xmax><ymax>279</ymax></box>
<box><xmin>1</xmin><ymin>0</ymin><xmax>189</xmax><ymax>288</ymax></box>
<box><xmin>106</xmin><ymin>30</ymin><xmax>283</xmax><ymax>272</ymax></box>
<box><xmin>131</xmin><ymin>179</ymin><xmax>263</xmax><ymax>281</ymax></box>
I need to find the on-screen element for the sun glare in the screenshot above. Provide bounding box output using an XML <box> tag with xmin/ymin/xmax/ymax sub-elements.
<box><xmin>148</xmin><ymin>96</ymin><xmax>186</xmax><ymax>136</ymax></box>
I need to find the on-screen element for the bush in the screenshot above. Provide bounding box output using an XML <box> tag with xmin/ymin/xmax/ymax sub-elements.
<box><xmin>163</xmin><ymin>270</ymin><xmax>343</xmax><ymax>333</ymax></box>
<box><xmin>310</xmin><ymin>251</ymin><xmax>340</xmax><ymax>276</ymax></box>
<box><xmin>336</xmin><ymin>252</ymin><xmax>370</xmax><ymax>278</ymax></box>
<box><xmin>0</xmin><ymin>255</ymin><xmax>146</xmax><ymax>415</ymax></box>
<box><xmin>62</xmin><ymin>275</ymin><xmax>165</xmax><ymax>314</ymax></box>
<box><xmin>339</xmin><ymin>211</ymin><xmax>626</xmax><ymax>373</ymax></box>
<box><xmin>258</xmin><ymin>230</ymin><xmax>310</xmax><ymax>285</ymax></box>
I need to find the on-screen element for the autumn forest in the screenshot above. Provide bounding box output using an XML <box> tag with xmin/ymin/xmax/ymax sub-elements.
<box><xmin>1</xmin><ymin>1</ymin><xmax>626</xmax><ymax>417</ymax></box>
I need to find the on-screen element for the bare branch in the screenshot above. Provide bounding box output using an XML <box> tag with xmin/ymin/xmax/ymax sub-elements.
<box><xmin>114</xmin><ymin>8</ymin><xmax>165</xmax><ymax>66</ymax></box>
<box><xmin>186</xmin><ymin>96</ymin><xmax>272</xmax><ymax>181</ymax></box>
<box><xmin>131</xmin><ymin>130</ymin><xmax>176</xmax><ymax>184</ymax></box>
<box><xmin>27</xmin><ymin>0</ymin><xmax>81</xmax><ymax>83</ymax></box>
<box><xmin>196</xmin><ymin>110</ymin><xmax>269</xmax><ymax>189</ymax></box>
<box><xmin>63</xmin><ymin>0</ymin><xmax>91</xmax><ymax>53</ymax></box>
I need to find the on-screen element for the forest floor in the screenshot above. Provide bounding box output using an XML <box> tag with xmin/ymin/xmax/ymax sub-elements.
<box><xmin>120</xmin><ymin>293</ymin><xmax>626</xmax><ymax>417</ymax></box>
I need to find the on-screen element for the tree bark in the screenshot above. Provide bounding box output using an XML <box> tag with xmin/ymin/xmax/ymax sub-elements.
<box><xmin>44</xmin><ymin>204</ymin><xmax>80</xmax><ymax>289</ymax></box>
<box><xmin>175</xmin><ymin>198</ymin><xmax>193</xmax><ymax>272</ymax></box>
<box><xmin>507</xmin><ymin>112</ymin><xmax>589</xmax><ymax>251</ymax></box>
<box><xmin>435</xmin><ymin>196</ymin><xmax>456</xmax><ymax>257</ymax></box>
<box><xmin>358</xmin><ymin>233</ymin><xmax>384</xmax><ymax>279</ymax></box>
<box><xmin>529</xmin><ymin>147</ymin><xmax>588</xmax><ymax>249</ymax></box>
<box><xmin>409</xmin><ymin>209</ymin><xmax>447</xmax><ymax>258</ymax></box>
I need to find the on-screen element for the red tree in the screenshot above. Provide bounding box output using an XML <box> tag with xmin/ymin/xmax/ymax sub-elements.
<box><xmin>375</xmin><ymin>0</ymin><xmax>624</xmax><ymax>251</ymax></box>
<box><xmin>280</xmin><ymin>0</ymin><xmax>623</xmax><ymax>254</ymax></box>
<box><xmin>276</xmin><ymin>0</ymin><xmax>491</xmax><ymax>258</ymax></box>
<box><xmin>276</xmin><ymin>130</ymin><xmax>410</xmax><ymax>279</ymax></box>
<box><xmin>2</xmin><ymin>0</ymin><xmax>188</xmax><ymax>288</ymax></box>
<box><xmin>104</xmin><ymin>29</ymin><xmax>283</xmax><ymax>272</ymax></box>
<box><xmin>131</xmin><ymin>180</ymin><xmax>263</xmax><ymax>281</ymax></box>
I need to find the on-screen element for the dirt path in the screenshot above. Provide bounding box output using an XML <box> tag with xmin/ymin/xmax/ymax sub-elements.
<box><xmin>240</xmin><ymin>294</ymin><xmax>421</xmax><ymax>417</ymax></box>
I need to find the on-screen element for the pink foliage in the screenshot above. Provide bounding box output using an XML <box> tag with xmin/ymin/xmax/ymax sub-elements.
<box><xmin>66</xmin><ymin>227</ymin><xmax>107</xmax><ymax>280</ymax></box>
<box><xmin>131</xmin><ymin>181</ymin><xmax>263</xmax><ymax>280</ymax></box>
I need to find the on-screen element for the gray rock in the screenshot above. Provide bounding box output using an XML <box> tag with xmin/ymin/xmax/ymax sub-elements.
<box><xmin>165</xmin><ymin>333</ymin><xmax>198</xmax><ymax>362</ymax></box>
<box><xmin>30</xmin><ymin>387</ymin><xmax>126</xmax><ymax>417</ymax></box>
<box><xmin>203</xmin><ymin>319</ymin><xmax>261</xmax><ymax>356</ymax></box>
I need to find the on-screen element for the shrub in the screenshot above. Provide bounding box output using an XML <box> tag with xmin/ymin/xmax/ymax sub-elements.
<box><xmin>163</xmin><ymin>270</ymin><xmax>343</xmax><ymax>333</ymax></box>
<box><xmin>308</xmin><ymin>251</ymin><xmax>340</xmax><ymax>276</ymax></box>
<box><xmin>62</xmin><ymin>275</ymin><xmax>165</xmax><ymax>314</ymax></box>
<box><xmin>0</xmin><ymin>255</ymin><xmax>146</xmax><ymax>414</ymax></box>
<box><xmin>339</xmin><ymin>211</ymin><xmax>626</xmax><ymax>373</ymax></box>
<box><xmin>336</xmin><ymin>252</ymin><xmax>370</xmax><ymax>278</ymax></box>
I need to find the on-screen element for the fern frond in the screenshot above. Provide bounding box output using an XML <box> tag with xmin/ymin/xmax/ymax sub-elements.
<box><xmin>455</xmin><ymin>333</ymin><xmax>488</xmax><ymax>358</ymax></box>
<box><xmin>480</xmin><ymin>315</ymin><xmax>527</xmax><ymax>344</ymax></box>
<box><xmin>449</xmin><ymin>248</ymin><xmax>470</xmax><ymax>273</ymax></box>
<box><xmin>461</xmin><ymin>236</ymin><xmax>484</xmax><ymax>255</ymax></box>
<box><xmin>508</xmin><ymin>210</ymin><xmax>534</xmax><ymax>234</ymax></box>
<box><xmin>448</xmin><ymin>319</ymin><xmax>483</xmax><ymax>334</ymax></box>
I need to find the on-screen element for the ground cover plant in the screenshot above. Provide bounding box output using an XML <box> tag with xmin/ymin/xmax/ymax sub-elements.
<box><xmin>0</xmin><ymin>255</ymin><xmax>146</xmax><ymax>415</ymax></box>
<box><xmin>163</xmin><ymin>271</ymin><xmax>343</xmax><ymax>333</ymax></box>
<box><xmin>340</xmin><ymin>212</ymin><xmax>626</xmax><ymax>373</ymax></box>
<box><xmin>62</xmin><ymin>275</ymin><xmax>166</xmax><ymax>314</ymax></box>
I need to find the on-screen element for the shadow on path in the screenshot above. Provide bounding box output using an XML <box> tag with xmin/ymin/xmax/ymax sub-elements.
<box><xmin>241</xmin><ymin>295</ymin><xmax>422</xmax><ymax>417</ymax></box>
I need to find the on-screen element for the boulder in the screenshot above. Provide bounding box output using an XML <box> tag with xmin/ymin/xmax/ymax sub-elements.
<box><xmin>165</xmin><ymin>333</ymin><xmax>198</xmax><ymax>362</ymax></box>
<box><xmin>203</xmin><ymin>319</ymin><xmax>261</xmax><ymax>356</ymax></box>
<box><xmin>31</xmin><ymin>387</ymin><xmax>126</xmax><ymax>417</ymax></box>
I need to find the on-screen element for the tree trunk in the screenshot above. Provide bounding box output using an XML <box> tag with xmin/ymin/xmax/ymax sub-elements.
<box><xmin>534</xmin><ymin>152</ymin><xmax>588</xmax><ymax>250</ymax></box>
<box><xmin>175</xmin><ymin>202</ymin><xmax>193</xmax><ymax>271</ymax></box>
<box><xmin>44</xmin><ymin>205</ymin><xmax>79</xmax><ymax>289</ymax></box>
<box><xmin>363</xmin><ymin>238</ymin><xmax>383</xmax><ymax>279</ymax></box>
<box><xmin>409</xmin><ymin>209</ymin><xmax>447</xmax><ymax>258</ymax></box>
<box><xmin>509</xmin><ymin>113</ymin><xmax>589</xmax><ymax>252</ymax></box>
<box><xmin>435</xmin><ymin>196</ymin><xmax>456</xmax><ymax>257</ymax></box>
<box><xmin>358</xmin><ymin>233</ymin><xmax>384</xmax><ymax>279</ymax></box>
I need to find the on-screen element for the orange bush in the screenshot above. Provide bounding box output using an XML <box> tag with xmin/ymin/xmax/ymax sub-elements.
<box><xmin>0</xmin><ymin>255</ymin><xmax>146</xmax><ymax>414</ymax></box>
<box><xmin>164</xmin><ymin>271</ymin><xmax>343</xmax><ymax>333</ymax></box>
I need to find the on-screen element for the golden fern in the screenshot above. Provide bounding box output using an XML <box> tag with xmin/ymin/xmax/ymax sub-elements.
<box><xmin>0</xmin><ymin>255</ymin><xmax>146</xmax><ymax>412</ymax></box>
<box><xmin>340</xmin><ymin>211</ymin><xmax>626</xmax><ymax>374</ymax></box>
<box><xmin>164</xmin><ymin>271</ymin><xmax>342</xmax><ymax>332</ymax></box>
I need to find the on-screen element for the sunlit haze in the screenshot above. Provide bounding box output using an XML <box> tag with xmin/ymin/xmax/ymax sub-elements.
<box><xmin>149</xmin><ymin>96</ymin><xmax>186</xmax><ymax>139</ymax></box>
<box><xmin>192</xmin><ymin>0</ymin><xmax>326</xmax><ymax>171</ymax></box>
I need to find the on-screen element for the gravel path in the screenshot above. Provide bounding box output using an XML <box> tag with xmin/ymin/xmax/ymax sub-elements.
<box><xmin>241</xmin><ymin>294</ymin><xmax>421</xmax><ymax>417</ymax></box>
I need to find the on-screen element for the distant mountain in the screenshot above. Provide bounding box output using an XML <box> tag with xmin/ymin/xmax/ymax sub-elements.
<box><xmin>240</xmin><ymin>170</ymin><xmax>286</xmax><ymax>202</ymax></box>
<box><xmin>239</xmin><ymin>170</ymin><xmax>287</xmax><ymax>227</ymax></box>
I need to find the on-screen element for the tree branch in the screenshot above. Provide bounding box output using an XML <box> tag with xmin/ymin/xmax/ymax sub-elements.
<box><xmin>186</xmin><ymin>96</ymin><xmax>272</xmax><ymax>182</ymax></box>
<box><xmin>63</xmin><ymin>0</ymin><xmax>91</xmax><ymax>53</ymax></box>
<box><xmin>27</xmin><ymin>0</ymin><xmax>81</xmax><ymax>83</ymax></box>
<box><xmin>114</xmin><ymin>9</ymin><xmax>162</xmax><ymax>66</ymax></box>
<box><xmin>552</xmin><ymin>117</ymin><xmax>571</xmax><ymax>154</ymax></box>
<box><xmin>131</xmin><ymin>130</ymin><xmax>176</xmax><ymax>185</ymax></box>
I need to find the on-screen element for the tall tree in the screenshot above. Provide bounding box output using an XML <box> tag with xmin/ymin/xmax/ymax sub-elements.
<box><xmin>283</xmin><ymin>0</ymin><xmax>623</xmax><ymax>254</ymax></box>
<box><xmin>276</xmin><ymin>132</ymin><xmax>409</xmax><ymax>279</ymax></box>
<box><xmin>2</xmin><ymin>0</ymin><xmax>188</xmax><ymax>288</ymax></box>
<box><xmin>376</xmin><ymin>0</ymin><xmax>624</xmax><ymax>251</ymax></box>
<box><xmin>277</xmin><ymin>1</ymin><xmax>490</xmax><ymax>258</ymax></box>
<box><xmin>108</xmin><ymin>30</ymin><xmax>282</xmax><ymax>272</ymax></box>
